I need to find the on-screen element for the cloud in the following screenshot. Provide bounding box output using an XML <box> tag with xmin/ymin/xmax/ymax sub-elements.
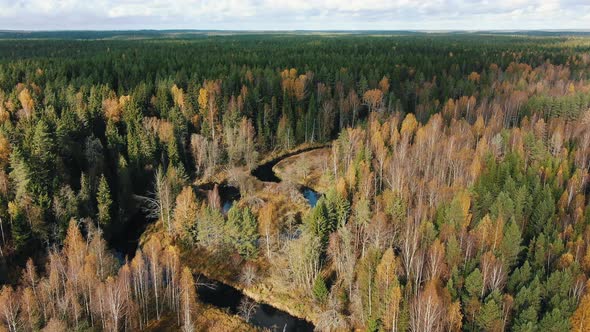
<box><xmin>0</xmin><ymin>0</ymin><xmax>588</xmax><ymax>30</ymax></box>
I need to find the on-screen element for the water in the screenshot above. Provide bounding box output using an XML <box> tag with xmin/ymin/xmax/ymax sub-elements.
<box><xmin>111</xmin><ymin>212</ymin><xmax>156</xmax><ymax>261</ymax></box>
<box><xmin>222</xmin><ymin>200</ymin><xmax>235</xmax><ymax>214</ymax></box>
<box><xmin>251</xmin><ymin>146</ymin><xmax>328</xmax><ymax>183</ymax></box>
<box><xmin>197</xmin><ymin>183</ymin><xmax>241</xmax><ymax>214</ymax></box>
<box><xmin>251</xmin><ymin>159</ymin><xmax>281</xmax><ymax>182</ymax></box>
<box><xmin>197</xmin><ymin>275</ymin><xmax>314</xmax><ymax>331</ymax></box>
<box><xmin>301</xmin><ymin>187</ymin><xmax>320</xmax><ymax>207</ymax></box>
<box><xmin>220</xmin><ymin>185</ymin><xmax>240</xmax><ymax>214</ymax></box>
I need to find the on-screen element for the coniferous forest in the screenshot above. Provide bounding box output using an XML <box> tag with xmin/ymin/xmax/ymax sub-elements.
<box><xmin>1</xmin><ymin>32</ymin><xmax>590</xmax><ymax>331</ymax></box>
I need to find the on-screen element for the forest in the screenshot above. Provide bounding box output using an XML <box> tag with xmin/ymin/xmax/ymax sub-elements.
<box><xmin>0</xmin><ymin>32</ymin><xmax>590</xmax><ymax>331</ymax></box>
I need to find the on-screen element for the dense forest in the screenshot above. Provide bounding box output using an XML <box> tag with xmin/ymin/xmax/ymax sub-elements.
<box><xmin>1</xmin><ymin>33</ymin><xmax>590</xmax><ymax>331</ymax></box>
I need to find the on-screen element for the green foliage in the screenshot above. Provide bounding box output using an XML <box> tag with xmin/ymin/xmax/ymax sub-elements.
<box><xmin>312</xmin><ymin>275</ymin><xmax>329</xmax><ymax>304</ymax></box>
<box><xmin>500</xmin><ymin>218</ymin><xmax>522</xmax><ymax>268</ymax></box>
<box><xmin>357</xmin><ymin>247</ymin><xmax>382</xmax><ymax>327</ymax></box>
<box><xmin>476</xmin><ymin>295</ymin><xmax>502</xmax><ymax>331</ymax></box>
<box><xmin>305</xmin><ymin>199</ymin><xmax>336</xmax><ymax>247</ymax></box>
<box><xmin>96</xmin><ymin>174</ymin><xmax>112</xmax><ymax>227</ymax></box>
<box><xmin>513</xmin><ymin>277</ymin><xmax>542</xmax><ymax>329</ymax></box>
<box><xmin>8</xmin><ymin>203</ymin><xmax>30</xmax><ymax>252</ymax></box>
<box><xmin>464</xmin><ymin>268</ymin><xmax>483</xmax><ymax>300</ymax></box>
<box><xmin>0</xmin><ymin>34</ymin><xmax>589</xmax><ymax>330</ymax></box>
<box><xmin>226</xmin><ymin>206</ymin><xmax>258</xmax><ymax>258</ymax></box>
<box><xmin>9</xmin><ymin>148</ymin><xmax>30</xmax><ymax>200</ymax></box>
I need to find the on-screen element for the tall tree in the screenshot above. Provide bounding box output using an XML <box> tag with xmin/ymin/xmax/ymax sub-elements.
<box><xmin>96</xmin><ymin>175</ymin><xmax>112</xmax><ymax>228</ymax></box>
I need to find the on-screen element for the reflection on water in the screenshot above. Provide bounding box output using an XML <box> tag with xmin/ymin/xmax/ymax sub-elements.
<box><xmin>222</xmin><ymin>200</ymin><xmax>235</xmax><ymax>214</ymax></box>
<box><xmin>197</xmin><ymin>183</ymin><xmax>241</xmax><ymax>214</ymax></box>
<box><xmin>197</xmin><ymin>275</ymin><xmax>314</xmax><ymax>331</ymax></box>
<box><xmin>301</xmin><ymin>187</ymin><xmax>320</xmax><ymax>207</ymax></box>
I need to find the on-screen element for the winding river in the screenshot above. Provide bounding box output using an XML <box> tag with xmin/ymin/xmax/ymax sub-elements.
<box><xmin>252</xmin><ymin>146</ymin><xmax>324</xmax><ymax>207</ymax></box>
<box><xmin>197</xmin><ymin>275</ymin><xmax>314</xmax><ymax>331</ymax></box>
<box><xmin>112</xmin><ymin>147</ymin><xmax>324</xmax><ymax>331</ymax></box>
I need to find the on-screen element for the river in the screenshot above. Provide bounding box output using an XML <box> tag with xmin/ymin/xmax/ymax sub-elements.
<box><xmin>251</xmin><ymin>147</ymin><xmax>324</xmax><ymax>208</ymax></box>
<box><xmin>197</xmin><ymin>275</ymin><xmax>314</xmax><ymax>331</ymax></box>
<box><xmin>113</xmin><ymin>147</ymin><xmax>323</xmax><ymax>331</ymax></box>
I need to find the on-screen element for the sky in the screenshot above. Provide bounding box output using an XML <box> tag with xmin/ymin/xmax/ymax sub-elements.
<box><xmin>1</xmin><ymin>0</ymin><xmax>589</xmax><ymax>31</ymax></box>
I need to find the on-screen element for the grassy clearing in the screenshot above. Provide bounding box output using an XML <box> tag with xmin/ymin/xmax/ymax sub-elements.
<box><xmin>179</xmin><ymin>244</ymin><xmax>322</xmax><ymax>325</ymax></box>
<box><xmin>273</xmin><ymin>147</ymin><xmax>332</xmax><ymax>193</ymax></box>
<box><xmin>145</xmin><ymin>306</ymin><xmax>256</xmax><ymax>332</ymax></box>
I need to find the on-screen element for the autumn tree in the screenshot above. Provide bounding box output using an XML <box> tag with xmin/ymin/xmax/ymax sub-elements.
<box><xmin>571</xmin><ymin>281</ymin><xmax>590</xmax><ymax>332</ymax></box>
<box><xmin>180</xmin><ymin>267</ymin><xmax>198</xmax><ymax>332</ymax></box>
<box><xmin>0</xmin><ymin>286</ymin><xmax>19</xmax><ymax>332</ymax></box>
<box><xmin>173</xmin><ymin>186</ymin><xmax>198</xmax><ymax>238</ymax></box>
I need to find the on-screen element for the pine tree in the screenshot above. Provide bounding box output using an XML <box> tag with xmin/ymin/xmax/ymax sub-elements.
<box><xmin>465</xmin><ymin>268</ymin><xmax>483</xmax><ymax>300</ymax></box>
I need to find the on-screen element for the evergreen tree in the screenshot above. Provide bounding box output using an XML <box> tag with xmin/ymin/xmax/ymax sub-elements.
<box><xmin>238</xmin><ymin>207</ymin><xmax>258</xmax><ymax>259</ymax></box>
<box><xmin>96</xmin><ymin>174</ymin><xmax>112</xmax><ymax>228</ymax></box>
<box><xmin>501</xmin><ymin>218</ymin><xmax>522</xmax><ymax>268</ymax></box>
<box><xmin>312</xmin><ymin>275</ymin><xmax>329</xmax><ymax>304</ymax></box>
<box><xmin>8</xmin><ymin>202</ymin><xmax>30</xmax><ymax>252</ymax></box>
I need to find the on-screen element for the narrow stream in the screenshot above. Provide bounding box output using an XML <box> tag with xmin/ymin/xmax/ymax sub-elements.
<box><xmin>112</xmin><ymin>211</ymin><xmax>157</xmax><ymax>261</ymax></box>
<box><xmin>112</xmin><ymin>148</ymin><xmax>325</xmax><ymax>330</ymax></box>
<box><xmin>251</xmin><ymin>146</ymin><xmax>327</xmax><ymax>183</ymax></box>
<box><xmin>197</xmin><ymin>275</ymin><xmax>314</xmax><ymax>331</ymax></box>
<box><xmin>194</xmin><ymin>182</ymin><xmax>316</xmax><ymax>330</ymax></box>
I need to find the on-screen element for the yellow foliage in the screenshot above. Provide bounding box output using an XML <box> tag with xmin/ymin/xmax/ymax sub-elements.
<box><xmin>171</xmin><ymin>84</ymin><xmax>185</xmax><ymax>109</ymax></box>
<box><xmin>198</xmin><ymin>88</ymin><xmax>208</xmax><ymax>113</ymax></box>
<box><xmin>400</xmin><ymin>113</ymin><xmax>418</xmax><ymax>138</ymax></box>
<box><xmin>336</xmin><ymin>177</ymin><xmax>348</xmax><ymax>198</ymax></box>
<box><xmin>17</xmin><ymin>88</ymin><xmax>35</xmax><ymax>118</ymax></box>
<box><xmin>363</xmin><ymin>89</ymin><xmax>383</xmax><ymax>110</ymax></box>
<box><xmin>379</xmin><ymin>76</ymin><xmax>390</xmax><ymax>93</ymax></box>
<box><xmin>447</xmin><ymin>301</ymin><xmax>463</xmax><ymax>331</ymax></box>
<box><xmin>557</xmin><ymin>252</ymin><xmax>574</xmax><ymax>269</ymax></box>
<box><xmin>568</xmin><ymin>83</ymin><xmax>576</xmax><ymax>95</ymax></box>
<box><xmin>0</xmin><ymin>134</ymin><xmax>11</xmax><ymax>167</ymax></box>
<box><xmin>571</xmin><ymin>289</ymin><xmax>590</xmax><ymax>332</ymax></box>
<box><xmin>468</xmin><ymin>71</ymin><xmax>481</xmax><ymax>82</ymax></box>
<box><xmin>473</xmin><ymin>115</ymin><xmax>485</xmax><ymax>138</ymax></box>
<box><xmin>102</xmin><ymin>97</ymin><xmax>121</xmax><ymax>122</ymax></box>
<box><xmin>456</xmin><ymin>190</ymin><xmax>471</xmax><ymax>225</ymax></box>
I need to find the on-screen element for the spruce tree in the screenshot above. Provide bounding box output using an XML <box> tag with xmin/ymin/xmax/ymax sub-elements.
<box><xmin>312</xmin><ymin>275</ymin><xmax>328</xmax><ymax>304</ymax></box>
<box><xmin>96</xmin><ymin>174</ymin><xmax>112</xmax><ymax>228</ymax></box>
<box><xmin>238</xmin><ymin>208</ymin><xmax>258</xmax><ymax>259</ymax></box>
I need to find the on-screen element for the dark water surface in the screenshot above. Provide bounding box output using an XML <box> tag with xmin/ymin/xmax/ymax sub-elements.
<box><xmin>251</xmin><ymin>146</ymin><xmax>327</xmax><ymax>183</ymax></box>
<box><xmin>197</xmin><ymin>275</ymin><xmax>314</xmax><ymax>331</ymax></box>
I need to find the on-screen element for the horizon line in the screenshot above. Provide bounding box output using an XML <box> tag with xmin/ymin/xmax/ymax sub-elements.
<box><xmin>2</xmin><ymin>29</ymin><xmax>590</xmax><ymax>33</ymax></box>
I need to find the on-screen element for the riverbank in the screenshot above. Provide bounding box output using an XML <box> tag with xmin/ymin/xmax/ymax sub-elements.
<box><xmin>194</xmin><ymin>142</ymin><xmax>329</xmax><ymax>187</ymax></box>
<box><xmin>139</xmin><ymin>143</ymin><xmax>334</xmax><ymax>330</ymax></box>
<box><xmin>179</xmin><ymin>247</ymin><xmax>321</xmax><ymax>328</ymax></box>
<box><xmin>144</xmin><ymin>306</ymin><xmax>257</xmax><ymax>332</ymax></box>
<box><xmin>272</xmin><ymin>146</ymin><xmax>332</xmax><ymax>193</ymax></box>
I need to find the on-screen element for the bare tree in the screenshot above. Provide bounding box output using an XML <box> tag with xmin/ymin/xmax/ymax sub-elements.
<box><xmin>137</xmin><ymin>168</ymin><xmax>173</xmax><ymax>234</ymax></box>
<box><xmin>238</xmin><ymin>297</ymin><xmax>258</xmax><ymax>323</ymax></box>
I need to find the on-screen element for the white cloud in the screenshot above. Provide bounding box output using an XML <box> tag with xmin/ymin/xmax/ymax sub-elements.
<box><xmin>0</xmin><ymin>0</ymin><xmax>588</xmax><ymax>30</ymax></box>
